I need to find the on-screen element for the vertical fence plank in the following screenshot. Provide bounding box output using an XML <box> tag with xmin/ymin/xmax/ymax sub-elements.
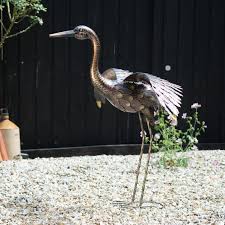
<box><xmin>19</xmin><ymin>31</ymin><xmax>36</xmax><ymax>148</ymax></box>
<box><xmin>163</xmin><ymin>0</ymin><xmax>179</xmax><ymax>83</ymax></box>
<box><xmin>177</xmin><ymin>0</ymin><xmax>195</xmax><ymax>114</ymax></box>
<box><xmin>221</xmin><ymin>2</ymin><xmax>225</xmax><ymax>143</ymax></box>
<box><xmin>35</xmin><ymin>0</ymin><xmax>52</xmax><ymax>148</ymax></box>
<box><xmin>194</xmin><ymin>0</ymin><xmax>211</xmax><ymax>143</ymax></box>
<box><xmin>135</xmin><ymin>0</ymin><xmax>154</xmax><ymax>73</ymax></box>
<box><xmin>206</xmin><ymin>0</ymin><xmax>225</xmax><ymax>142</ymax></box>
<box><xmin>3</xmin><ymin>38</ymin><xmax>19</xmax><ymax>123</ymax></box>
<box><xmin>152</xmin><ymin>0</ymin><xmax>165</xmax><ymax>77</ymax></box>
<box><xmin>51</xmin><ymin>0</ymin><xmax>70</xmax><ymax>147</ymax></box>
<box><xmin>69</xmin><ymin>0</ymin><xmax>89</xmax><ymax>147</ymax></box>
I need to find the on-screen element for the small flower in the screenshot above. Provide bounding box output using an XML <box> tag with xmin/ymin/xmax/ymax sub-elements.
<box><xmin>182</xmin><ymin>113</ymin><xmax>187</xmax><ymax>119</ymax></box>
<box><xmin>193</xmin><ymin>138</ymin><xmax>198</xmax><ymax>144</ymax></box>
<box><xmin>167</xmin><ymin>114</ymin><xmax>178</xmax><ymax>126</ymax></box>
<box><xmin>170</xmin><ymin>119</ymin><xmax>177</xmax><ymax>126</ymax></box>
<box><xmin>140</xmin><ymin>130</ymin><xmax>147</xmax><ymax>138</ymax></box>
<box><xmin>191</xmin><ymin>103</ymin><xmax>201</xmax><ymax>109</ymax></box>
<box><xmin>203</xmin><ymin>125</ymin><xmax>207</xmax><ymax>129</ymax></box>
<box><xmin>191</xmin><ymin>145</ymin><xmax>198</xmax><ymax>151</ymax></box>
<box><xmin>154</xmin><ymin>133</ymin><xmax>161</xmax><ymax>141</ymax></box>
<box><xmin>176</xmin><ymin>138</ymin><xmax>182</xmax><ymax>144</ymax></box>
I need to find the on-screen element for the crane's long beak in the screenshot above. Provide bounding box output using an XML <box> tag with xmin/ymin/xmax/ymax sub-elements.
<box><xmin>49</xmin><ymin>30</ymin><xmax>75</xmax><ymax>38</ymax></box>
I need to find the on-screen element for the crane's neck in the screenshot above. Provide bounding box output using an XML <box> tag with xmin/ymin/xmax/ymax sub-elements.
<box><xmin>89</xmin><ymin>33</ymin><xmax>112</xmax><ymax>94</ymax></box>
<box><xmin>90</xmin><ymin>34</ymin><xmax>100</xmax><ymax>76</ymax></box>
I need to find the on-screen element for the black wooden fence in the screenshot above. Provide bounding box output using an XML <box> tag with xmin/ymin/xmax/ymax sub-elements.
<box><xmin>0</xmin><ymin>0</ymin><xmax>225</xmax><ymax>149</ymax></box>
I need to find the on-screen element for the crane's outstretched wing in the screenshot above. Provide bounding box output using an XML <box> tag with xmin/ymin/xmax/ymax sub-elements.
<box><xmin>123</xmin><ymin>72</ymin><xmax>183</xmax><ymax>117</ymax></box>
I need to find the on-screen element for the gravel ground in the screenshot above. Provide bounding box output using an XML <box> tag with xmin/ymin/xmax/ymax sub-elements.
<box><xmin>0</xmin><ymin>150</ymin><xmax>225</xmax><ymax>225</ymax></box>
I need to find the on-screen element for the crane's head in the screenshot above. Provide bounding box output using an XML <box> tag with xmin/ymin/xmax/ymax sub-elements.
<box><xmin>49</xmin><ymin>25</ymin><xmax>94</xmax><ymax>40</ymax></box>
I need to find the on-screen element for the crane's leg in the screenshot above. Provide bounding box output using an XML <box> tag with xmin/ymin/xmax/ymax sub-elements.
<box><xmin>139</xmin><ymin>117</ymin><xmax>153</xmax><ymax>207</ymax></box>
<box><xmin>113</xmin><ymin>112</ymin><xmax>145</xmax><ymax>208</ymax></box>
<box><xmin>131</xmin><ymin>112</ymin><xmax>145</xmax><ymax>202</ymax></box>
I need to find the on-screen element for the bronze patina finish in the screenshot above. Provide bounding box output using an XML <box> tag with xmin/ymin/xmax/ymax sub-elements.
<box><xmin>50</xmin><ymin>25</ymin><xmax>183</xmax><ymax>207</ymax></box>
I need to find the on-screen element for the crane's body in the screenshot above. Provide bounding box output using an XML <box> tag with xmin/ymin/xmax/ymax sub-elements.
<box><xmin>50</xmin><ymin>25</ymin><xmax>182</xmax><ymax>207</ymax></box>
<box><xmin>94</xmin><ymin>68</ymin><xmax>160</xmax><ymax>115</ymax></box>
<box><xmin>94</xmin><ymin>67</ymin><xmax>182</xmax><ymax>119</ymax></box>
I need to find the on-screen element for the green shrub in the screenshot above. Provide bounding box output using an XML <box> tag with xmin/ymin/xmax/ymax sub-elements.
<box><xmin>0</xmin><ymin>0</ymin><xmax>46</xmax><ymax>50</ymax></box>
<box><xmin>144</xmin><ymin>103</ymin><xmax>206</xmax><ymax>168</ymax></box>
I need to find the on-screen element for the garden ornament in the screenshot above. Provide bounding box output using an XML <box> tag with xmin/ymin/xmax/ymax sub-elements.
<box><xmin>50</xmin><ymin>25</ymin><xmax>182</xmax><ymax>207</ymax></box>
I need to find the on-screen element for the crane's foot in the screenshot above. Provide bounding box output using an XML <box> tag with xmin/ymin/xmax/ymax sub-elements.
<box><xmin>139</xmin><ymin>200</ymin><xmax>164</xmax><ymax>209</ymax></box>
<box><xmin>113</xmin><ymin>200</ymin><xmax>163</xmax><ymax>209</ymax></box>
<box><xmin>112</xmin><ymin>200</ymin><xmax>135</xmax><ymax>209</ymax></box>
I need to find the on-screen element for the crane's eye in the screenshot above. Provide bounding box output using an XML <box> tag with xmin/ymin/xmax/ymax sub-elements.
<box><xmin>79</xmin><ymin>30</ymin><xmax>85</xmax><ymax>35</ymax></box>
<box><xmin>74</xmin><ymin>28</ymin><xmax>88</xmax><ymax>40</ymax></box>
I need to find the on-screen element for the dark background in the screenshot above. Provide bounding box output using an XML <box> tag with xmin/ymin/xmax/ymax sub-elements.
<box><xmin>0</xmin><ymin>0</ymin><xmax>225</xmax><ymax>150</ymax></box>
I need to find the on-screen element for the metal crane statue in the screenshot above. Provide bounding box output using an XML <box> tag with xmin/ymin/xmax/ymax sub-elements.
<box><xmin>50</xmin><ymin>25</ymin><xmax>182</xmax><ymax>207</ymax></box>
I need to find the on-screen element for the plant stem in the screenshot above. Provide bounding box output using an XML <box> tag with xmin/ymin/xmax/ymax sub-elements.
<box><xmin>0</xmin><ymin>19</ymin><xmax>6</xmax><ymax>32</ymax></box>
<box><xmin>6</xmin><ymin>22</ymin><xmax>37</xmax><ymax>39</ymax></box>
<box><xmin>183</xmin><ymin>110</ymin><xmax>198</xmax><ymax>152</ymax></box>
<box><xmin>191</xmin><ymin>110</ymin><xmax>197</xmax><ymax>137</ymax></box>
<box><xmin>6</xmin><ymin>0</ymin><xmax>12</xmax><ymax>22</ymax></box>
<box><xmin>0</xmin><ymin>21</ymin><xmax>14</xmax><ymax>48</ymax></box>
